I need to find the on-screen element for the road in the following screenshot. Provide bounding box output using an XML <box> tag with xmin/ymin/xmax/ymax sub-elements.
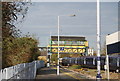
<box><xmin>35</xmin><ymin>66</ymin><xmax>91</xmax><ymax>81</ymax></box>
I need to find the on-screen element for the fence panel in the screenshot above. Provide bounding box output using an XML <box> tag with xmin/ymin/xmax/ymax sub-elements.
<box><xmin>0</xmin><ymin>60</ymin><xmax>44</xmax><ymax>80</ymax></box>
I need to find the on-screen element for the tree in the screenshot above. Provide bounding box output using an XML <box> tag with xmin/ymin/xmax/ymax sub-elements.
<box><xmin>2</xmin><ymin>2</ymin><xmax>40</xmax><ymax>68</ymax></box>
<box><xmin>101</xmin><ymin>41</ymin><xmax>106</xmax><ymax>56</ymax></box>
<box><xmin>2</xmin><ymin>2</ymin><xmax>29</xmax><ymax>39</ymax></box>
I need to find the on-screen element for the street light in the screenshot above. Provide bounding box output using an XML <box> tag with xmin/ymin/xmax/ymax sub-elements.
<box><xmin>57</xmin><ymin>14</ymin><xmax>76</xmax><ymax>75</ymax></box>
<box><xmin>96</xmin><ymin>0</ymin><xmax>102</xmax><ymax>79</ymax></box>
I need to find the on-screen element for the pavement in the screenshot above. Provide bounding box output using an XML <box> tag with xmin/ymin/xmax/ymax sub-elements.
<box><xmin>35</xmin><ymin>66</ymin><xmax>90</xmax><ymax>81</ymax></box>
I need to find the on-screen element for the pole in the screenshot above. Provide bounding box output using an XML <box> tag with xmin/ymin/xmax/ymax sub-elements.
<box><xmin>50</xmin><ymin>32</ymin><xmax>52</xmax><ymax>65</ymax></box>
<box><xmin>106</xmin><ymin>55</ymin><xmax>110</xmax><ymax>80</ymax></box>
<box><xmin>96</xmin><ymin>0</ymin><xmax>102</xmax><ymax>79</ymax></box>
<box><xmin>56</xmin><ymin>14</ymin><xmax>75</xmax><ymax>75</ymax></box>
<box><xmin>47</xmin><ymin>43</ymin><xmax>49</xmax><ymax>67</ymax></box>
<box><xmin>105</xmin><ymin>44</ymin><xmax>110</xmax><ymax>80</ymax></box>
<box><xmin>57</xmin><ymin>16</ymin><xmax>60</xmax><ymax>75</ymax></box>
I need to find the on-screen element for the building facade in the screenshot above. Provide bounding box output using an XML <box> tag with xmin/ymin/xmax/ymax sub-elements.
<box><xmin>48</xmin><ymin>36</ymin><xmax>89</xmax><ymax>56</ymax></box>
<box><xmin>106</xmin><ymin>31</ymin><xmax>120</xmax><ymax>55</ymax></box>
<box><xmin>88</xmin><ymin>48</ymin><xmax>94</xmax><ymax>56</ymax></box>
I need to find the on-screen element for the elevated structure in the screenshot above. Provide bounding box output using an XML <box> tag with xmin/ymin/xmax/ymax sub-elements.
<box><xmin>106</xmin><ymin>31</ymin><xmax>120</xmax><ymax>55</ymax></box>
<box><xmin>48</xmin><ymin>36</ymin><xmax>89</xmax><ymax>56</ymax></box>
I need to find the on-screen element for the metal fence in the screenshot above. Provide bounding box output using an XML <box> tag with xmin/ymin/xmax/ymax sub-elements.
<box><xmin>0</xmin><ymin>60</ymin><xmax>45</xmax><ymax>80</ymax></box>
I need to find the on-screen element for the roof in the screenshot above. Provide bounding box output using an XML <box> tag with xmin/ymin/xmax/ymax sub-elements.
<box><xmin>51</xmin><ymin>36</ymin><xmax>86</xmax><ymax>41</ymax></box>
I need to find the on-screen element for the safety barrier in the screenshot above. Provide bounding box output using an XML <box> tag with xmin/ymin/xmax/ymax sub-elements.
<box><xmin>0</xmin><ymin>60</ymin><xmax>45</xmax><ymax>80</ymax></box>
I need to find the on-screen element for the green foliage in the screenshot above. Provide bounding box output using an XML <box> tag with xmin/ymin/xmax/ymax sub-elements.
<box><xmin>68</xmin><ymin>65</ymin><xmax>81</xmax><ymax>69</ymax></box>
<box><xmin>2</xmin><ymin>37</ymin><xmax>40</xmax><ymax>68</ymax></box>
<box><xmin>2</xmin><ymin>2</ymin><xmax>29</xmax><ymax>38</ymax></box>
<box><xmin>2</xmin><ymin>2</ymin><xmax>41</xmax><ymax>68</ymax></box>
<box><xmin>51</xmin><ymin>54</ymin><xmax>57</xmax><ymax>62</ymax></box>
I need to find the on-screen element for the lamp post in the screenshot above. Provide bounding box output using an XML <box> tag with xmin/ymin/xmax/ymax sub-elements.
<box><xmin>96</xmin><ymin>0</ymin><xmax>102</xmax><ymax>79</ymax></box>
<box><xmin>57</xmin><ymin>14</ymin><xmax>76</xmax><ymax>75</ymax></box>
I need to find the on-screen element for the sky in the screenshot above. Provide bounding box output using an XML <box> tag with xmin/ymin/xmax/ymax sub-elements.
<box><xmin>2</xmin><ymin>0</ymin><xmax>120</xmax><ymax>2</ymax></box>
<box><xmin>16</xmin><ymin>2</ymin><xmax>118</xmax><ymax>51</ymax></box>
<box><xmin>30</xmin><ymin>0</ymin><xmax>119</xmax><ymax>2</ymax></box>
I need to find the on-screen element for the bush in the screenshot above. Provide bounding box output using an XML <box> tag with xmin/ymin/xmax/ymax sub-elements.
<box><xmin>1</xmin><ymin>2</ymin><xmax>39</xmax><ymax>68</ymax></box>
<box><xmin>2</xmin><ymin>37</ymin><xmax>40</xmax><ymax>68</ymax></box>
